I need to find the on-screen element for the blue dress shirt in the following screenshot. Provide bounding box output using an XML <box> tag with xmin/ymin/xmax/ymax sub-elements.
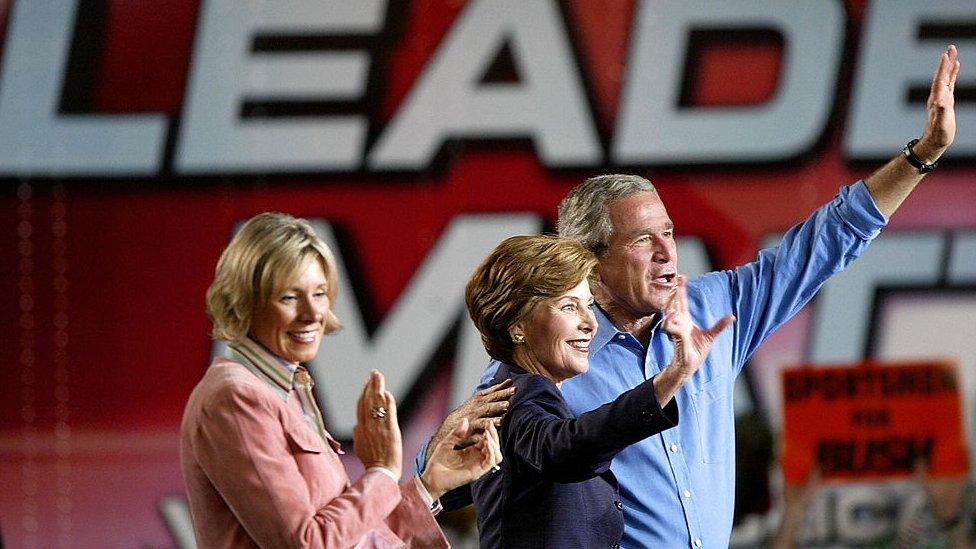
<box><xmin>419</xmin><ymin>181</ymin><xmax>887</xmax><ymax>548</ymax></box>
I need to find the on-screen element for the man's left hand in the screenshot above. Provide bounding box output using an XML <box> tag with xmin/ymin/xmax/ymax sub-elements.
<box><xmin>914</xmin><ymin>44</ymin><xmax>960</xmax><ymax>163</ymax></box>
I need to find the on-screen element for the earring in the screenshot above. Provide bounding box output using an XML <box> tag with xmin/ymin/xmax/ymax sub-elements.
<box><xmin>512</xmin><ymin>333</ymin><xmax>525</xmax><ymax>344</ymax></box>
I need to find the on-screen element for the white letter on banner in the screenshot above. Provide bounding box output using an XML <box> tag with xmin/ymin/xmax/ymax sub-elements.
<box><xmin>613</xmin><ymin>0</ymin><xmax>843</xmax><ymax>164</ymax></box>
<box><xmin>369</xmin><ymin>0</ymin><xmax>601</xmax><ymax>170</ymax></box>
<box><xmin>846</xmin><ymin>1</ymin><xmax>975</xmax><ymax>159</ymax></box>
<box><xmin>0</xmin><ymin>0</ymin><xmax>166</xmax><ymax>176</ymax></box>
<box><xmin>808</xmin><ymin>232</ymin><xmax>944</xmax><ymax>363</ymax></box>
<box><xmin>175</xmin><ymin>0</ymin><xmax>383</xmax><ymax>173</ymax></box>
<box><xmin>948</xmin><ymin>232</ymin><xmax>976</xmax><ymax>284</ymax></box>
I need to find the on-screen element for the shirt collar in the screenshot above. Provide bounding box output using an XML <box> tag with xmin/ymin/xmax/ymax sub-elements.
<box><xmin>591</xmin><ymin>303</ymin><xmax>665</xmax><ymax>350</ymax></box>
<box><xmin>226</xmin><ymin>337</ymin><xmax>297</xmax><ymax>401</ymax></box>
<box><xmin>591</xmin><ymin>304</ymin><xmax>620</xmax><ymax>352</ymax></box>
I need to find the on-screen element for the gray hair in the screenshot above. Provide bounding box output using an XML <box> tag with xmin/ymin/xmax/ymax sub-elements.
<box><xmin>557</xmin><ymin>174</ymin><xmax>656</xmax><ymax>255</ymax></box>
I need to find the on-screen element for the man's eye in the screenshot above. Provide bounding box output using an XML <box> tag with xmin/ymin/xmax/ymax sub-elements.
<box><xmin>280</xmin><ymin>295</ymin><xmax>297</xmax><ymax>303</ymax></box>
<box><xmin>634</xmin><ymin>235</ymin><xmax>651</xmax><ymax>244</ymax></box>
<box><xmin>663</xmin><ymin>231</ymin><xmax>674</xmax><ymax>238</ymax></box>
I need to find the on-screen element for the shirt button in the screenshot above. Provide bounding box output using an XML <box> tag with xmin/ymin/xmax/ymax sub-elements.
<box><xmin>617</xmin><ymin>334</ymin><xmax>626</xmax><ymax>340</ymax></box>
<box><xmin>683</xmin><ymin>489</ymin><xmax>691</xmax><ymax>498</ymax></box>
<box><xmin>693</xmin><ymin>539</ymin><xmax>702</xmax><ymax>547</ymax></box>
<box><xmin>612</xmin><ymin>545</ymin><xmax>620</xmax><ymax>549</ymax></box>
<box><xmin>669</xmin><ymin>443</ymin><xmax>678</xmax><ymax>453</ymax></box>
<box><xmin>614</xmin><ymin>500</ymin><xmax>623</xmax><ymax>511</ymax></box>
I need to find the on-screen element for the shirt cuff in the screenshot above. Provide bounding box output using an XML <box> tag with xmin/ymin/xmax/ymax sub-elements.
<box><xmin>645</xmin><ymin>375</ymin><xmax>680</xmax><ymax>426</ymax></box>
<box><xmin>413</xmin><ymin>475</ymin><xmax>443</xmax><ymax>516</ymax></box>
<box><xmin>836</xmin><ymin>180</ymin><xmax>888</xmax><ymax>240</ymax></box>
<box><xmin>414</xmin><ymin>438</ymin><xmax>431</xmax><ymax>474</ymax></box>
<box><xmin>366</xmin><ymin>466</ymin><xmax>398</xmax><ymax>483</ymax></box>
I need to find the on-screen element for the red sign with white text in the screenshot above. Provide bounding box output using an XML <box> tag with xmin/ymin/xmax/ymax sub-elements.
<box><xmin>781</xmin><ymin>360</ymin><xmax>969</xmax><ymax>485</ymax></box>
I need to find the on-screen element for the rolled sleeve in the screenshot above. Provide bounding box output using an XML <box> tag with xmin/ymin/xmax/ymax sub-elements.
<box><xmin>835</xmin><ymin>180</ymin><xmax>889</xmax><ymax>240</ymax></box>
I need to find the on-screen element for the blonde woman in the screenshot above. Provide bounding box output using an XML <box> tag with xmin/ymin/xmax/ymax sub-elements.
<box><xmin>180</xmin><ymin>212</ymin><xmax>502</xmax><ymax>548</ymax></box>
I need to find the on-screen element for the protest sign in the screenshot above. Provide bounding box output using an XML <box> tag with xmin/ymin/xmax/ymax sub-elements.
<box><xmin>781</xmin><ymin>360</ymin><xmax>968</xmax><ymax>484</ymax></box>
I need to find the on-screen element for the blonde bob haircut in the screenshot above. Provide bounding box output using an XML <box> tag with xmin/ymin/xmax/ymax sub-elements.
<box><xmin>465</xmin><ymin>235</ymin><xmax>597</xmax><ymax>366</ymax></box>
<box><xmin>206</xmin><ymin>212</ymin><xmax>342</xmax><ymax>342</ymax></box>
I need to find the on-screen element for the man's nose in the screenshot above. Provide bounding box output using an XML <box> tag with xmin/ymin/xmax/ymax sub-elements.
<box><xmin>652</xmin><ymin>238</ymin><xmax>673</xmax><ymax>263</ymax></box>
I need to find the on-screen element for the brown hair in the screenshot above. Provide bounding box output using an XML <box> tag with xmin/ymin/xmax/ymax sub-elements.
<box><xmin>465</xmin><ymin>235</ymin><xmax>597</xmax><ymax>365</ymax></box>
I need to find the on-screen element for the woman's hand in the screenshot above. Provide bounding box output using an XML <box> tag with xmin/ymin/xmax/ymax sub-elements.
<box><xmin>653</xmin><ymin>276</ymin><xmax>734</xmax><ymax>405</ymax></box>
<box><xmin>420</xmin><ymin>418</ymin><xmax>503</xmax><ymax>501</ymax></box>
<box><xmin>423</xmin><ymin>378</ymin><xmax>516</xmax><ymax>466</ymax></box>
<box><xmin>353</xmin><ymin>370</ymin><xmax>403</xmax><ymax>479</ymax></box>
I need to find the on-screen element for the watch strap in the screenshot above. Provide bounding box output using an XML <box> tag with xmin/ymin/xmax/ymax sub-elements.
<box><xmin>903</xmin><ymin>138</ymin><xmax>939</xmax><ymax>173</ymax></box>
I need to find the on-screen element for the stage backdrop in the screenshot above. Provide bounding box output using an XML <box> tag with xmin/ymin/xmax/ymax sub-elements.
<box><xmin>1</xmin><ymin>1</ymin><xmax>974</xmax><ymax>547</ymax></box>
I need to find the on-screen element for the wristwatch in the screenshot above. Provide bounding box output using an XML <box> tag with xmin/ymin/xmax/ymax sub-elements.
<box><xmin>903</xmin><ymin>138</ymin><xmax>939</xmax><ymax>173</ymax></box>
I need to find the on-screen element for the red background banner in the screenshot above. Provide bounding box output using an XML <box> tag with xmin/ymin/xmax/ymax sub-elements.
<box><xmin>1</xmin><ymin>1</ymin><xmax>974</xmax><ymax>546</ymax></box>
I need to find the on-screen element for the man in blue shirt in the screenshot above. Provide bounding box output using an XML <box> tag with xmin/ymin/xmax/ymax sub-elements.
<box><xmin>420</xmin><ymin>45</ymin><xmax>960</xmax><ymax>547</ymax></box>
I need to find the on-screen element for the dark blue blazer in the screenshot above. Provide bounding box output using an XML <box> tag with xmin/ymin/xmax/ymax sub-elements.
<box><xmin>472</xmin><ymin>362</ymin><xmax>678</xmax><ymax>548</ymax></box>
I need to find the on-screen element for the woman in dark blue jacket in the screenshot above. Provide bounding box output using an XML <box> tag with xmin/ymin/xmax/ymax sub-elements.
<box><xmin>466</xmin><ymin>235</ymin><xmax>732</xmax><ymax>548</ymax></box>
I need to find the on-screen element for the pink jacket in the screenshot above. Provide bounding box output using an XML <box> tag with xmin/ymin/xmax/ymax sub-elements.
<box><xmin>180</xmin><ymin>357</ymin><xmax>448</xmax><ymax>548</ymax></box>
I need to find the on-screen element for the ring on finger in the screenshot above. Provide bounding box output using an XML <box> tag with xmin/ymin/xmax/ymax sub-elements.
<box><xmin>370</xmin><ymin>406</ymin><xmax>387</xmax><ymax>419</ymax></box>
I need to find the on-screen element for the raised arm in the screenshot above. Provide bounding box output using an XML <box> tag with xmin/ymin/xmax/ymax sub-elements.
<box><xmin>354</xmin><ymin>370</ymin><xmax>449</xmax><ymax>547</ymax></box>
<box><xmin>865</xmin><ymin>44</ymin><xmax>959</xmax><ymax>218</ymax></box>
<box><xmin>506</xmin><ymin>377</ymin><xmax>677</xmax><ymax>482</ymax></box>
<box><xmin>653</xmin><ymin>276</ymin><xmax>734</xmax><ymax>405</ymax></box>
